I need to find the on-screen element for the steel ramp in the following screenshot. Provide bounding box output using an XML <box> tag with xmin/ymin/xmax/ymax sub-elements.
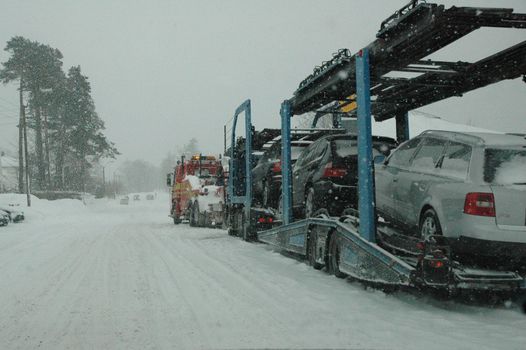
<box><xmin>258</xmin><ymin>218</ymin><xmax>414</xmax><ymax>286</ymax></box>
<box><xmin>258</xmin><ymin>218</ymin><xmax>524</xmax><ymax>291</ymax></box>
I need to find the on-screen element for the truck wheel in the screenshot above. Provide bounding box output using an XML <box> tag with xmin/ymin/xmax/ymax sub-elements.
<box><xmin>190</xmin><ymin>202</ymin><xmax>198</xmax><ymax>227</ymax></box>
<box><xmin>200</xmin><ymin>211</ymin><xmax>207</xmax><ymax>227</ymax></box>
<box><xmin>242</xmin><ymin>211</ymin><xmax>251</xmax><ymax>241</ymax></box>
<box><xmin>328</xmin><ymin>234</ymin><xmax>347</xmax><ymax>278</ymax></box>
<box><xmin>305</xmin><ymin>187</ymin><xmax>317</xmax><ymax>218</ymax></box>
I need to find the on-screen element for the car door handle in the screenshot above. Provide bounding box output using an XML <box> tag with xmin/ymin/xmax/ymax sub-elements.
<box><xmin>393</xmin><ymin>178</ymin><xmax>398</xmax><ymax>183</ymax></box>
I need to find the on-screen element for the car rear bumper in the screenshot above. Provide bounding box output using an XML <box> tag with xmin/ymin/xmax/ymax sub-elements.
<box><xmin>313</xmin><ymin>181</ymin><xmax>357</xmax><ymax>216</ymax></box>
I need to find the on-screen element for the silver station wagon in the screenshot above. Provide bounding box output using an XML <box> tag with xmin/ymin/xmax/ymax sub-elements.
<box><xmin>375</xmin><ymin>130</ymin><xmax>526</xmax><ymax>265</ymax></box>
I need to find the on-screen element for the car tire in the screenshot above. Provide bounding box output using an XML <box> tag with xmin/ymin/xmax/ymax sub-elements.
<box><xmin>305</xmin><ymin>187</ymin><xmax>317</xmax><ymax>218</ymax></box>
<box><xmin>419</xmin><ymin>208</ymin><xmax>442</xmax><ymax>241</ymax></box>
<box><xmin>190</xmin><ymin>202</ymin><xmax>198</xmax><ymax>227</ymax></box>
<box><xmin>328</xmin><ymin>234</ymin><xmax>347</xmax><ymax>278</ymax></box>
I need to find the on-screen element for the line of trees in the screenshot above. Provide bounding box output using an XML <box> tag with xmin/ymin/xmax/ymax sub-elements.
<box><xmin>0</xmin><ymin>36</ymin><xmax>118</xmax><ymax>193</ymax></box>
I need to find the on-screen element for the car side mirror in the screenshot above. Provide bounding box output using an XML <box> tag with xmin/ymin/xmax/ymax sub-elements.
<box><xmin>374</xmin><ymin>155</ymin><xmax>386</xmax><ymax>164</ymax></box>
<box><xmin>166</xmin><ymin>173</ymin><xmax>173</xmax><ymax>187</ymax></box>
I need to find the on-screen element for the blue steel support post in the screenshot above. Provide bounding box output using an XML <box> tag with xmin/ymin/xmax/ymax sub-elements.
<box><xmin>228</xmin><ymin>110</ymin><xmax>239</xmax><ymax>201</ymax></box>
<box><xmin>355</xmin><ymin>49</ymin><xmax>376</xmax><ymax>242</ymax></box>
<box><xmin>244</xmin><ymin>101</ymin><xmax>253</xmax><ymax>220</ymax></box>
<box><xmin>280</xmin><ymin>100</ymin><xmax>293</xmax><ymax>225</ymax></box>
<box><xmin>395</xmin><ymin>111</ymin><xmax>410</xmax><ymax>143</ymax></box>
<box><xmin>228</xmin><ymin>99</ymin><xmax>252</xmax><ymax>207</ymax></box>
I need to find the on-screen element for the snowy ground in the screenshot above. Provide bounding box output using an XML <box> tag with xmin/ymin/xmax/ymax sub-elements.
<box><xmin>0</xmin><ymin>194</ymin><xmax>525</xmax><ymax>350</ymax></box>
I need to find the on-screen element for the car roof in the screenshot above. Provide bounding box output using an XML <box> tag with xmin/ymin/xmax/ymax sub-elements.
<box><xmin>419</xmin><ymin>130</ymin><xmax>526</xmax><ymax>147</ymax></box>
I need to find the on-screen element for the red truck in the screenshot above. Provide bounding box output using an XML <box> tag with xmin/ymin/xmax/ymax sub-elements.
<box><xmin>167</xmin><ymin>154</ymin><xmax>225</xmax><ymax>227</ymax></box>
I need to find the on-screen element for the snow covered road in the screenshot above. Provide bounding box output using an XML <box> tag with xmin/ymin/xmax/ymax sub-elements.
<box><xmin>0</xmin><ymin>195</ymin><xmax>525</xmax><ymax>349</ymax></box>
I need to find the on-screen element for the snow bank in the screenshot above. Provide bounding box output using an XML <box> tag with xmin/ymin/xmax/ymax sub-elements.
<box><xmin>0</xmin><ymin>193</ymin><xmax>87</xmax><ymax>223</ymax></box>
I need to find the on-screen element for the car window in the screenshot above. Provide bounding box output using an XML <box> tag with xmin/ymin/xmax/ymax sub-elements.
<box><xmin>387</xmin><ymin>137</ymin><xmax>421</xmax><ymax>168</ymax></box>
<box><xmin>484</xmin><ymin>148</ymin><xmax>526</xmax><ymax>184</ymax></box>
<box><xmin>411</xmin><ymin>137</ymin><xmax>446</xmax><ymax>171</ymax></box>
<box><xmin>313</xmin><ymin>140</ymin><xmax>328</xmax><ymax>160</ymax></box>
<box><xmin>306</xmin><ymin>140</ymin><xmax>325</xmax><ymax>162</ymax></box>
<box><xmin>333</xmin><ymin>140</ymin><xmax>357</xmax><ymax>158</ymax></box>
<box><xmin>439</xmin><ymin>141</ymin><xmax>472</xmax><ymax>179</ymax></box>
<box><xmin>291</xmin><ymin>146</ymin><xmax>307</xmax><ymax>160</ymax></box>
<box><xmin>295</xmin><ymin>142</ymin><xmax>317</xmax><ymax>167</ymax></box>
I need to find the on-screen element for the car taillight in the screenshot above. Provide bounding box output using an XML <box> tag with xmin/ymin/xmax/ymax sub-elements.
<box><xmin>257</xmin><ymin>217</ymin><xmax>274</xmax><ymax>224</ymax></box>
<box><xmin>464</xmin><ymin>192</ymin><xmax>495</xmax><ymax>217</ymax></box>
<box><xmin>272</xmin><ymin>161</ymin><xmax>281</xmax><ymax>173</ymax></box>
<box><xmin>322</xmin><ymin>162</ymin><xmax>348</xmax><ymax>178</ymax></box>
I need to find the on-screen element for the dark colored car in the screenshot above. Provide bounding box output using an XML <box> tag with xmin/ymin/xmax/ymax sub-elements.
<box><xmin>291</xmin><ymin>134</ymin><xmax>397</xmax><ymax>218</ymax></box>
<box><xmin>252</xmin><ymin>139</ymin><xmax>312</xmax><ymax>208</ymax></box>
<box><xmin>252</xmin><ymin>129</ymin><xmax>346</xmax><ymax>208</ymax></box>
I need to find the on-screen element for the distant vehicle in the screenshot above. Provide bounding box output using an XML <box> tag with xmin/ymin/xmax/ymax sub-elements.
<box><xmin>292</xmin><ymin>134</ymin><xmax>396</xmax><ymax>218</ymax></box>
<box><xmin>120</xmin><ymin>196</ymin><xmax>129</xmax><ymax>205</ymax></box>
<box><xmin>146</xmin><ymin>193</ymin><xmax>155</xmax><ymax>200</ymax></box>
<box><xmin>375</xmin><ymin>131</ymin><xmax>526</xmax><ymax>267</ymax></box>
<box><xmin>133</xmin><ymin>194</ymin><xmax>140</xmax><ymax>201</ymax></box>
<box><xmin>0</xmin><ymin>211</ymin><xmax>9</xmax><ymax>226</ymax></box>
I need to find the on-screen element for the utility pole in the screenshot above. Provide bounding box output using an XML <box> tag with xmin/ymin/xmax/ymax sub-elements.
<box><xmin>43</xmin><ymin>111</ymin><xmax>51</xmax><ymax>189</ymax></box>
<box><xmin>18</xmin><ymin>78</ymin><xmax>24</xmax><ymax>193</ymax></box>
<box><xmin>102</xmin><ymin>166</ymin><xmax>106</xmax><ymax>197</ymax></box>
<box><xmin>21</xmin><ymin>103</ymin><xmax>31</xmax><ymax>207</ymax></box>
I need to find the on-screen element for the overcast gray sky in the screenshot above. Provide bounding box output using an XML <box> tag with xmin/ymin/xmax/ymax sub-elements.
<box><xmin>0</xmin><ymin>0</ymin><xmax>525</xmax><ymax>166</ymax></box>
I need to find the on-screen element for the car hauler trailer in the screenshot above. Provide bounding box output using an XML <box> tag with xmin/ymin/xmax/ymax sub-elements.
<box><xmin>229</xmin><ymin>1</ymin><xmax>526</xmax><ymax>295</ymax></box>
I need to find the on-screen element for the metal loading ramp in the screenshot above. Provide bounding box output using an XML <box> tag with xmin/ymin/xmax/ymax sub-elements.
<box><xmin>258</xmin><ymin>219</ymin><xmax>524</xmax><ymax>291</ymax></box>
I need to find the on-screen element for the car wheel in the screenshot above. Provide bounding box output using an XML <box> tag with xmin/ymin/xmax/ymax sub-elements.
<box><xmin>419</xmin><ymin>208</ymin><xmax>442</xmax><ymax>241</ymax></box>
<box><xmin>173</xmin><ymin>216</ymin><xmax>181</xmax><ymax>225</ymax></box>
<box><xmin>305</xmin><ymin>187</ymin><xmax>316</xmax><ymax>218</ymax></box>
<box><xmin>328</xmin><ymin>234</ymin><xmax>347</xmax><ymax>278</ymax></box>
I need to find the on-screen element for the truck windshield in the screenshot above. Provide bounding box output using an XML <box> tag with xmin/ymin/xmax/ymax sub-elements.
<box><xmin>484</xmin><ymin>148</ymin><xmax>526</xmax><ymax>185</ymax></box>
